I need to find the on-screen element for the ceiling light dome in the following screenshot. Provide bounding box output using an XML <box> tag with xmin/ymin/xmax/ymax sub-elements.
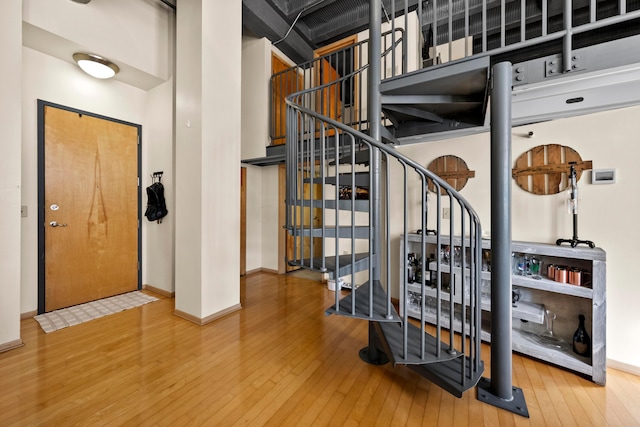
<box><xmin>73</xmin><ymin>53</ymin><xmax>119</xmax><ymax>79</ymax></box>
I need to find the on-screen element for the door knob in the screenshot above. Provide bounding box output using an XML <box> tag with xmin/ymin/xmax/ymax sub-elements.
<box><xmin>49</xmin><ymin>221</ymin><xmax>68</xmax><ymax>227</ymax></box>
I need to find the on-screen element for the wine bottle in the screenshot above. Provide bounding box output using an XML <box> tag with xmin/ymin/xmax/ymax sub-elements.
<box><xmin>572</xmin><ymin>314</ymin><xmax>591</xmax><ymax>357</ymax></box>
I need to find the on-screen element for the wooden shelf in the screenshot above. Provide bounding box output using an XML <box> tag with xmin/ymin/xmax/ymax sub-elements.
<box><xmin>427</xmin><ymin>262</ymin><xmax>492</xmax><ymax>280</ymax></box>
<box><xmin>512</xmin><ymin>274</ymin><xmax>593</xmax><ymax>298</ymax></box>
<box><xmin>407</xmin><ymin>233</ymin><xmax>606</xmax><ymax>262</ymax></box>
<box><xmin>406</xmin><ymin>283</ymin><xmax>544</xmax><ymax>324</ymax></box>
<box><xmin>405</xmin><ymin>305</ymin><xmax>592</xmax><ymax>378</ymax></box>
<box><xmin>512</xmin><ymin>329</ymin><xmax>593</xmax><ymax>379</ymax></box>
<box><xmin>401</xmin><ymin>235</ymin><xmax>606</xmax><ymax>385</ymax></box>
<box><xmin>425</xmin><ymin>261</ymin><xmax>592</xmax><ymax>298</ymax></box>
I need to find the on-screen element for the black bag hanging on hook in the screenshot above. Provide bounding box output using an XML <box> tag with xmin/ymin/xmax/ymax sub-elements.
<box><xmin>144</xmin><ymin>181</ymin><xmax>168</xmax><ymax>222</ymax></box>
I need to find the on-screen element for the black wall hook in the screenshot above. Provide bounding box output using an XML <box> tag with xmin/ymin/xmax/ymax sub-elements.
<box><xmin>152</xmin><ymin>171</ymin><xmax>164</xmax><ymax>183</ymax></box>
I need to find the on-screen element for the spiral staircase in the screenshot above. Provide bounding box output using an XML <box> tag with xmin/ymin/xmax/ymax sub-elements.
<box><xmin>280</xmin><ymin>25</ymin><xmax>488</xmax><ymax>397</ymax></box>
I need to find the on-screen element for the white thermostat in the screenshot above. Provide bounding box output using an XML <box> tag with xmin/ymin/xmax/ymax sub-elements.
<box><xmin>591</xmin><ymin>169</ymin><xmax>616</xmax><ymax>184</ymax></box>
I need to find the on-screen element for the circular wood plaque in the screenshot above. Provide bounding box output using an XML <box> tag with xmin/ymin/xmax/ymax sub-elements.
<box><xmin>512</xmin><ymin>144</ymin><xmax>592</xmax><ymax>195</ymax></box>
<box><xmin>427</xmin><ymin>155</ymin><xmax>475</xmax><ymax>194</ymax></box>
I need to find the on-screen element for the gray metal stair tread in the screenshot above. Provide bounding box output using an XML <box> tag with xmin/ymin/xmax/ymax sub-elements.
<box><xmin>329</xmin><ymin>149</ymin><xmax>370</xmax><ymax>166</ymax></box>
<box><xmin>290</xmin><ymin>253</ymin><xmax>371</xmax><ymax>278</ymax></box>
<box><xmin>290</xmin><ymin>226</ymin><xmax>370</xmax><ymax>238</ymax></box>
<box><xmin>407</xmin><ymin>356</ymin><xmax>484</xmax><ymax>398</ymax></box>
<box><xmin>380</xmin><ymin>56</ymin><xmax>490</xmax><ymax>97</ymax></box>
<box><xmin>321</xmin><ymin>253</ymin><xmax>370</xmax><ymax>271</ymax></box>
<box><xmin>325</xmin><ymin>280</ymin><xmax>400</xmax><ymax>323</ymax></box>
<box><xmin>300</xmin><ymin>199</ymin><xmax>370</xmax><ymax>212</ymax></box>
<box><xmin>295</xmin><ymin>253</ymin><xmax>369</xmax><ymax>272</ymax></box>
<box><xmin>380</xmin><ymin>56</ymin><xmax>490</xmax><ymax>134</ymax></box>
<box><xmin>378</xmin><ymin>321</ymin><xmax>463</xmax><ymax>365</ymax></box>
<box><xmin>303</xmin><ymin>172</ymin><xmax>370</xmax><ymax>187</ymax></box>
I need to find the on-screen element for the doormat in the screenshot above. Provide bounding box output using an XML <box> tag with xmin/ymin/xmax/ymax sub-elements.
<box><xmin>33</xmin><ymin>291</ymin><xmax>158</xmax><ymax>334</ymax></box>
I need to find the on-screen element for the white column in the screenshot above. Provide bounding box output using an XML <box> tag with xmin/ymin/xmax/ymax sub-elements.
<box><xmin>0</xmin><ymin>1</ymin><xmax>23</xmax><ymax>350</ymax></box>
<box><xmin>174</xmin><ymin>0</ymin><xmax>242</xmax><ymax>322</ymax></box>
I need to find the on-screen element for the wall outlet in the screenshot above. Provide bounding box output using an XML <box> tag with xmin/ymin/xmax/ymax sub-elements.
<box><xmin>442</xmin><ymin>207</ymin><xmax>450</xmax><ymax>219</ymax></box>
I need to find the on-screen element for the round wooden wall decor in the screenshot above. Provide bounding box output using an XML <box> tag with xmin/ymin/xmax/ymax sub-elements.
<box><xmin>427</xmin><ymin>155</ymin><xmax>475</xmax><ymax>194</ymax></box>
<box><xmin>512</xmin><ymin>144</ymin><xmax>592</xmax><ymax>195</ymax></box>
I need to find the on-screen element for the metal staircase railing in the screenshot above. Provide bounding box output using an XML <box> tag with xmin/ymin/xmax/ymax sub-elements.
<box><xmin>284</xmin><ymin>46</ymin><xmax>485</xmax><ymax>393</ymax></box>
<box><xmin>271</xmin><ymin>28</ymin><xmax>405</xmax><ymax>143</ymax></box>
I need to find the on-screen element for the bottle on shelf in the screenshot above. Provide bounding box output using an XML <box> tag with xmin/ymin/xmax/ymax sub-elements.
<box><xmin>414</xmin><ymin>255</ymin><xmax>422</xmax><ymax>284</ymax></box>
<box><xmin>573</xmin><ymin>314</ymin><xmax>591</xmax><ymax>357</ymax></box>
<box><xmin>407</xmin><ymin>253</ymin><xmax>415</xmax><ymax>283</ymax></box>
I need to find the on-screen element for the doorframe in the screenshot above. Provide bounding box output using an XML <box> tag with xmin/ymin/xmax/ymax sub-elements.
<box><xmin>240</xmin><ymin>167</ymin><xmax>246</xmax><ymax>275</ymax></box>
<box><xmin>37</xmin><ymin>100</ymin><xmax>143</xmax><ymax>314</ymax></box>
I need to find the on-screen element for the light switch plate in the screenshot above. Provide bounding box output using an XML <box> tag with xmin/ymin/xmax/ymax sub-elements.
<box><xmin>591</xmin><ymin>169</ymin><xmax>616</xmax><ymax>184</ymax></box>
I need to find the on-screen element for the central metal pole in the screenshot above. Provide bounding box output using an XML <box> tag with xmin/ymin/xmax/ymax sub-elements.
<box><xmin>369</xmin><ymin>0</ymin><xmax>382</xmax><ymax>284</ymax></box>
<box><xmin>477</xmin><ymin>62</ymin><xmax>529</xmax><ymax>417</ymax></box>
<box><xmin>490</xmin><ymin>61</ymin><xmax>513</xmax><ymax>400</ymax></box>
<box><xmin>360</xmin><ymin>0</ymin><xmax>388</xmax><ymax>366</ymax></box>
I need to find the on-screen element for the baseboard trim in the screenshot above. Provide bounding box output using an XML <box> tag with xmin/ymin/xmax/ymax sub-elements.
<box><xmin>607</xmin><ymin>358</ymin><xmax>640</xmax><ymax>377</ymax></box>
<box><xmin>245</xmin><ymin>267</ymin><xmax>279</xmax><ymax>275</ymax></box>
<box><xmin>143</xmin><ymin>284</ymin><xmax>174</xmax><ymax>298</ymax></box>
<box><xmin>174</xmin><ymin>303</ymin><xmax>242</xmax><ymax>326</ymax></box>
<box><xmin>0</xmin><ymin>339</ymin><xmax>24</xmax><ymax>354</ymax></box>
<box><xmin>21</xmin><ymin>310</ymin><xmax>37</xmax><ymax>320</ymax></box>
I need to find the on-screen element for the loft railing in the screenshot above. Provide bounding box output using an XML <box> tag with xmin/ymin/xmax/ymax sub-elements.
<box><xmin>270</xmin><ymin>28</ymin><xmax>405</xmax><ymax>143</ymax></box>
<box><xmin>413</xmin><ymin>0</ymin><xmax>640</xmax><ymax>66</ymax></box>
<box><xmin>271</xmin><ymin>0</ymin><xmax>640</xmax><ymax>147</ymax></box>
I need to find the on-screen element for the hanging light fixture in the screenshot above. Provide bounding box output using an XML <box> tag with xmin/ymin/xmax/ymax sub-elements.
<box><xmin>72</xmin><ymin>53</ymin><xmax>120</xmax><ymax>79</ymax></box>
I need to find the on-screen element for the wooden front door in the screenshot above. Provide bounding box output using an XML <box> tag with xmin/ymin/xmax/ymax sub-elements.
<box><xmin>39</xmin><ymin>102</ymin><xmax>140</xmax><ymax>312</ymax></box>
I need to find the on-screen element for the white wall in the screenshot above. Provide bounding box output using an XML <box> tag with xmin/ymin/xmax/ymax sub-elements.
<box><xmin>19</xmin><ymin>0</ymin><xmax>175</xmax><ymax>314</ymax></box>
<box><xmin>240</xmin><ymin>164</ymin><xmax>279</xmax><ymax>274</ymax></box>
<box><xmin>392</xmin><ymin>105</ymin><xmax>640</xmax><ymax>370</ymax></box>
<box><xmin>241</xmin><ymin>36</ymin><xmax>271</xmax><ymax>161</ymax></box>
<box><xmin>201</xmin><ymin>0</ymin><xmax>241</xmax><ymax>314</ymax></box>
<box><xmin>142</xmin><ymin>79</ymin><xmax>175</xmax><ymax>293</ymax></box>
<box><xmin>241</xmin><ymin>36</ymin><xmax>271</xmax><ymax>273</ymax></box>
<box><xmin>0</xmin><ymin>1</ymin><xmax>23</xmax><ymax>349</ymax></box>
<box><xmin>23</xmin><ymin>0</ymin><xmax>173</xmax><ymax>83</ymax></box>
<box><xmin>244</xmin><ymin>165</ymin><xmax>263</xmax><ymax>272</ymax></box>
<box><xmin>240</xmin><ymin>37</ymin><xmax>294</xmax><ymax>273</ymax></box>
<box><xmin>174</xmin><ymin>0</ymin><xmax>241</xmax><ymax>319</ymax></box>
<box><xmin>261</xmin><ymin>166</ymin><xmax>280</xmax><ymax>271</ymax></box>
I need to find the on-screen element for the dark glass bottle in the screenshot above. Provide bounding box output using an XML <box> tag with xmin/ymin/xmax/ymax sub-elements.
<box><xmin>572</xmin><ymin>314</ymin><xmax>591</xmax><ymax>357</ymax></box>
<box><xmin>407</xmin><ymin>253</ymin><xmax>415</xmax><ymax>283</ymax></box>
<box><xmin>414</xmin><ymin>256</ymin><xmax>422</xmax><ymax>284</ymax></box>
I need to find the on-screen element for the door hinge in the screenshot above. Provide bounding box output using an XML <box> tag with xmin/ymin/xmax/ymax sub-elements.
<box><xmin>138</xmin><ymin>177</ymin><xmax>140</xmax><ymax>187</ymax></box>
<box><xmin>138</xmin><ymin>219</ymin><xmax>140</xmax><ymax>229</ymax></box>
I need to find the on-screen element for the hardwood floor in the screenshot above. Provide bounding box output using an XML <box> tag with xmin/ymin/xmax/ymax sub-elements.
<box><xmin>2</xmin><ymin>271</ymin><xmax>640</xmax><ymax>426</ymax></box>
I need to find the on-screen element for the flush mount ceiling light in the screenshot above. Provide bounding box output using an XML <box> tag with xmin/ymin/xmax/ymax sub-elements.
<box><xmin>72</xmin><ymin>53</ymin><xmax>120</xmax><ymax>79</ymax></box>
